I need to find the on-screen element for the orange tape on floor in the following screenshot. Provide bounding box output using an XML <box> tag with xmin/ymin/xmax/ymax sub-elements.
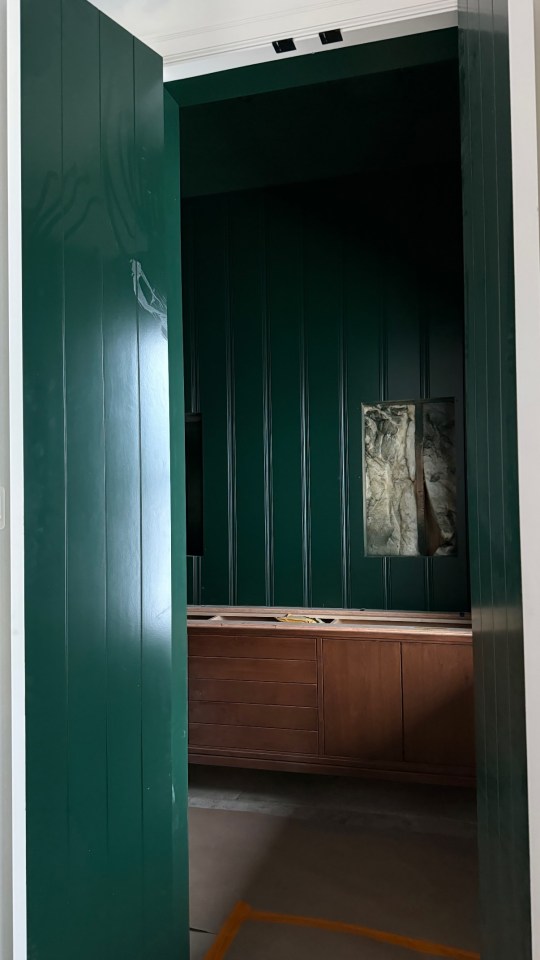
<box><xmin>203</xmin><ymin>902</ymin><xmax>251</xmax><ymax>960</ymax></box>
<box><xmin>203</xmin><ymin>901</ymin><xmax>481</xmax><ymax>960</ymax></box>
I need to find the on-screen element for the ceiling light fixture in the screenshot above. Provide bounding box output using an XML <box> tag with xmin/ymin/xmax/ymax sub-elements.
<box><xmin>272</xmin><ymin>38</ymin><xmax>296</xmax><ymax>54</ymax></box>
<box><xmin>319</xmin><ymin>29</ymin><xmax>343</xmax><ymax>44</ymax></box>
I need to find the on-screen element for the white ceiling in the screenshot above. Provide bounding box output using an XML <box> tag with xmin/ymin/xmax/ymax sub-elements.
<box><xmin>91</xmin><ymin>0</ymin><xmax>458</xmax><ymax>80</ymax></box>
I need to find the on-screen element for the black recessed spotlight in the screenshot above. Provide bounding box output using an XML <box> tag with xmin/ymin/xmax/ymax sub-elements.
<box><xmin>272</xmin><ymin>38</ymin><xmax>296</xmax><ymax>54</ymax></box>
<box><xmin>319</xmin><ymin>29</ymin><xmax>343</xmax><ymax>45</ymax></box>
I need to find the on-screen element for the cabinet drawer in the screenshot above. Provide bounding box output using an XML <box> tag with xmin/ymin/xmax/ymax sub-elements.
<box><xmin>189</xmin><ymin>679</ymin><xmax>318</xmax><ymax>707</ymax></box>
<box><xmin>189</xmin><ymin>634</ymin><xmax>316</xmax><ymax>660</ymax></box>
<box><xmin>189</xmin><ymin>656</ymin><xmax>317</xmax><ymax>684</ymax></box>
<box><xmin>189</xmin><ymin>723</ymin><xmax>318</xmax><ymax>755</ymax></box>
<box><xmin>189</xmin><ymin>701</ymin><xmax>318</xmax><ymax>731</ymax></box>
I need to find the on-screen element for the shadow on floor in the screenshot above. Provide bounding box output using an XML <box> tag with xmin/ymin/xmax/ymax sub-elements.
<box><xmin>188</xmin><ymin>766</ymin><xmax>479</xmax><ymax>959</ymax></box>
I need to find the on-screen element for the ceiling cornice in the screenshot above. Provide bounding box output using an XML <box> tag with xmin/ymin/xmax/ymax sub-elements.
<box><xmin>146</xmin><ymin>0</ymin><xmax>457</xmax><ymax>67</ymax></box>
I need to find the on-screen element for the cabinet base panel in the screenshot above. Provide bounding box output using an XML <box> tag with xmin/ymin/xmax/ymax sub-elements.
<box><xmin>188</xmin><ymin>752</ymin><xmax>475</xmax><ymax>787</ymax></box>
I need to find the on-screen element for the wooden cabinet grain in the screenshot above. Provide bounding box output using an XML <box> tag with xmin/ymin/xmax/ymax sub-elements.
<box><xmin>402</xmin><ymin>641</ymin><xmax>475</xmax><ymax>767</ymax></box>
<box><xmin>322</xmin><ymin>639</ymin><xmax>403</xmax><ymax>761</ymax></box>
<box><xmin>187</xmin><ymin>609</ymin><xmax>475</xmax><ymax>784</ymax></box>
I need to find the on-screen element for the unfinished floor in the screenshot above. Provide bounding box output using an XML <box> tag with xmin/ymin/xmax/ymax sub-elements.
<box><xmin>188</xmin><ymin>766</ymin><xmax>479</xmax><ymax>960</ymax></box>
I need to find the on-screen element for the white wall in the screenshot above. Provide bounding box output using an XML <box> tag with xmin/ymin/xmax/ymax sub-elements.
<box><xmin>509</xmin><ymin>1</ymin><xmax>540</xmax><ymax>955</ymax></box>
<box><xmin>91</xmin><ymin>0</ymin><xmax>458</xmax><ymax>78</ymax></box>
<box><xmin>1</xmin><ymin>0</ymin><xmax>25</xmax><ymax>957</ymax></box>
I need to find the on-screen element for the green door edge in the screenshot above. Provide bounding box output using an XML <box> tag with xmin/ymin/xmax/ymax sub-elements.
<box><xmin>165</xmin><ymin>88</ymin><xmax>190</xmax><ymax>956</ymax></box>
<box><xmin>459</xmin><ymin>1</ymin><xmax>531</xmax><ymax>956</ymax></box>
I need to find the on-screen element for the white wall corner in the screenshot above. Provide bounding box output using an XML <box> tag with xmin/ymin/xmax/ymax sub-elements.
<box><xmin>2</xmin><ymin>0</ymin><xmax>26</xmax><ymax>957</ymax></box>
<box><xmin>508</xmin><ymin>0</ymin><xmax>540</xmax><ymax>955</ymax></box>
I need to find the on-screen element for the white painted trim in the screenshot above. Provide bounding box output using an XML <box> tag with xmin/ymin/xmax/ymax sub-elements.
<box><xmin>508</xmin><ymin>0</ymin><xmax>540</xmax><ymax>955</ymax></box>
<box><xmin>163</xmin><ymin>8</ymin><xmax>457</xmax><ymax>82</ymax></box>
<box><xmin>153</xmin><ymin>0</ymin><xmax>455</xmax><ymax>51</ymax></box>
<box><xmin>5</xmin><ymin>0</ymin><xmax>26</xmax><ymax>955</ymax></box>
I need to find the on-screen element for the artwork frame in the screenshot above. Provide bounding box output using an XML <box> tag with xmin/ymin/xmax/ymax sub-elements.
<box><xmin>362</xmin><ymin>398</ymin><xmax>457</xmax><ymax>558</ymax></box>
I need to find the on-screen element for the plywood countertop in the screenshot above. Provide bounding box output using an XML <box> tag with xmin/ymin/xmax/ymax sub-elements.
<box><xmin>187</xmin><ymin>606</ymin><xmax>473</xmax><ymax>644</ymax></box>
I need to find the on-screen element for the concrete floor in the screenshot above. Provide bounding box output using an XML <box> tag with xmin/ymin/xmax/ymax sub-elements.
<box><xmin>188</xmin><ymin>766</ymin><xmax>479</xmax><ymax>959</ymax></box>
<box><xmin>225</xmin><ymin>922</ymin><xmax>471</xmax><ymax>960</ymax></box>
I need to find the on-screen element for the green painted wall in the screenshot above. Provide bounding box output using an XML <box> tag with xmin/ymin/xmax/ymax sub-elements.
<box><xmin>168</xmin><ymin>28</ymin><xmax>458</xmax><ymax>108</ymax></box>
<box><xmin>165</xmin><ymin>89</ymin><xmax>190</xmax><ymax>958</ymax></box>
<box><xmin>22</xmin><ymin>2</ymin><xmax>188</xmax><ymax>958</ymax></box>
<box><xmin>184</xmin><ymin>167</ymin><xmax>469</xmax><ymax>611</ymax></box>
<box><xmin>179</xmin><ymin>59</ymin><xmax>460</xmax><ymax>199</ymax></box>
<box><xmin>459</xmin><ymin>4</ymin><xmax>531</xmax><ymax>958</ymax></box>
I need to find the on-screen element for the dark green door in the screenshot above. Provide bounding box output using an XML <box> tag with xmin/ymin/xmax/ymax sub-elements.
<box><xmin>21</xmin><ymin>1</ymin><xmax>188</xmax><ymax>958</ymax></box>
<box><xmin>459</xmin><ymin>4</ymin><xmax>531</xmax><ymax>958</ymax></box>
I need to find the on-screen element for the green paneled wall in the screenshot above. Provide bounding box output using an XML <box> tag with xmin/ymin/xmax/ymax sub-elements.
<box><xmin>460</xmin><ymin>3</ymin><xmax>531</xmax><ymax>957</ymax></box>
<box><xmin>184</xmin><ymin>168</ymin><xmax>469</xmax><ymax>611</ymax></box>
<box><xmin>168</xmin><ymin>28</ymin><xmax>458</xmax><ymax>109</ymax></box>
<box><xmin>22</xmin><ymin>2</ymin><xmax>188</xmax><ymax>958</ymax></box>
<box><xmin>179</xmin><ymin>59</ymin><xmax>460</xmax><ymax>199</ymax></box>
<box><xmin>165</xmin><ymin>89</ymin><xmax>190</xmax><ymax>957</ymax></box>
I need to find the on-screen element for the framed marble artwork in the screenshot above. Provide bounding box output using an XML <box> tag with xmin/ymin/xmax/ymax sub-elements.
<box><xmin>363</xmin><ymin>399</ymin><xmax>457</xmax><ymax>557</ymax></box>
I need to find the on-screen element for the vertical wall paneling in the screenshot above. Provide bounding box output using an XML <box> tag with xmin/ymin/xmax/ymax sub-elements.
<box><xmin>22</xmin><ymin>1</ymin><xmax>68</xmax><ymax>955</ymax></box>
<box><xmin>425</xmin><ymin>170</ymin><xmax>469</xmax><ymax>613</ymax></box>
<box><xmin>261</xmin><ymin>196</ymin><xmax>275</xmax><ymax>606</ymax></box>
<box><xmin>165</xmin><ymin>90</ymin><xmax>190</xmax><ymax>959</ymax></box>
<box><xmin>229</xmin><ymin>193</ymin><xmax>266</xmax><ymax>603</ymax></box>
<box><xmin>459</xmin><ymin>1</ymin><xmax>531</xmax><ymax>956</ymax></box>
<box><xmin>344</xmin><ymin>201</ymin><xmax>385</xmax><ymax>611</ymax></box>
<box><xmin>299</xmin><ymin>221</ymin><xmax>312</xmax><ymax>608</ymax></box>
<box><xmin>183</xmin><ymin>173</ymin><xmax>469</xmax><ymax>612</ymax></box>
<box><xmin>22</xmin><ymin>2</ymin><xmax>187</xmax><ymax>957</ymax></box>
<box><xmin>338</xmin><ymin>274</ymin><xmax>351</xmax><ymax>610</ymax></box>
<box><xmin>384</xmin><ymin>203</ymin><xmax>425</xmax><ymax>613</ymax></box>
<box><xmin>62</xmin><ymin>3</ymin><xmax>107</xmax><ymax>954</ymax></box>
<box><xmin>183</xmin><ymin>202</ymin><xmax>201</xmax><ymax>602</ymax></box>
<box><xmin>134</xmin><ymin>38</ymin><xmax>174</xmax><ymax>957</ymax></box>
<box><xmin>379</xmin><ymin>277</ymin><xmax>391</xmax><ymax>610</ymax></box>
<box><xmin>224</xmin><ymin>200</ymin><xmax>237</xmax><ymax>604</ymax></box>
<box><xmin>304</xmin><ymin>199</ymin><xmax>343</xmax><ymax>607</ymax></box>
<box><xmin>194</xmin><ymin>198</ymin><xmax>230</xmax><ymax>603</ymax></box>
<box><xmin>265</xmin><ymin>188</ymin><xmax>305</xmax><ymax>604</ymax></box>
<box><xmin>101</xmin><ymin>20</ymin><xmax>144</xmax><ymax>956</ymax></box>
<box><xmin>182</xmin><ymin>201</ymin><xmax>194</xmax><ymax>602</ymax></box>
<box><xmin>419</xmin><ymin>285</ymin><xmax>433</xmax><ymax>608</ymax></box>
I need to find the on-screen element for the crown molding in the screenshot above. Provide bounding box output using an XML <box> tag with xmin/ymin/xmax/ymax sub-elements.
<box><xmin>146</xmin><ymin>0</ymin><xmax>455</xmax><ymax>45</ymax></box>
<box><xmin>146</xmin><ymin>0</ymin><xmax>457</xmax><ymax>66</ymax></box>
<box><xmin>159</xmin><ymin>1</ymin><xmax>457</xmax><ymax>82</ymax></box>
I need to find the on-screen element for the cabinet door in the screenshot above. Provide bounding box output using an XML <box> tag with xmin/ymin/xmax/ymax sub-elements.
<box><xmin>402</xmin><ymin>642</ymin><xmax>475</xmax><ymax>767</ymax></box>
<box><xmin>322</xmin><ymin>639</ymin><xmax>403</xmax><ymax>761</ymax></box>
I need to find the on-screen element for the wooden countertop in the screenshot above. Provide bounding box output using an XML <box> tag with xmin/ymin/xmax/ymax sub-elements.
<box><xmin>187</xmin><ymin>605</ymin><xmax>473</xmax><ymax>644</ymax></box>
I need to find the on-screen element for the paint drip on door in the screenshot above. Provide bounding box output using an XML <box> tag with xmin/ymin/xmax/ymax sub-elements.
<box><xmin>131</xmin><ymin>259</ymin><xmax>167</xmax><ymax>339</ymax></box>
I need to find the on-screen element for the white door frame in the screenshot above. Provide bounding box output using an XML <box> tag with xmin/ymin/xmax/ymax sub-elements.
<box><xmin>2</xmin><ymin>1</ymin><xmax>539</xmax><ymax>957</ymax></box>
<box><xmin>508</xmin><ymin>1</ymin><xmax>540</xmax><ymax>955</ymax></box>
<box><xmin>1</xmin><ymin>0</ymin><xmax>25</xmax><ymax>958</ymax></box>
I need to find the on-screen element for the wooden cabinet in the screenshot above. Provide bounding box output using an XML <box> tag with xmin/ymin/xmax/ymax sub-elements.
<box><xmin>187</xmin><ymin>608</ymin><xmax>475</xmax><ymax>785</ymax></box>
<box><xmin>188</xmin><ymin>629</ymin><xmax>319</xmax><ymax>759</ymax></box>
<box><xmin>322</xmin><ymin>640</ymin><xmax>403</xmax><ymax>761</ymax></box>
<box><xmin>402</xmin><ymin>641</ymin><xmax>475</xmax><ymax>767</ymax></box>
